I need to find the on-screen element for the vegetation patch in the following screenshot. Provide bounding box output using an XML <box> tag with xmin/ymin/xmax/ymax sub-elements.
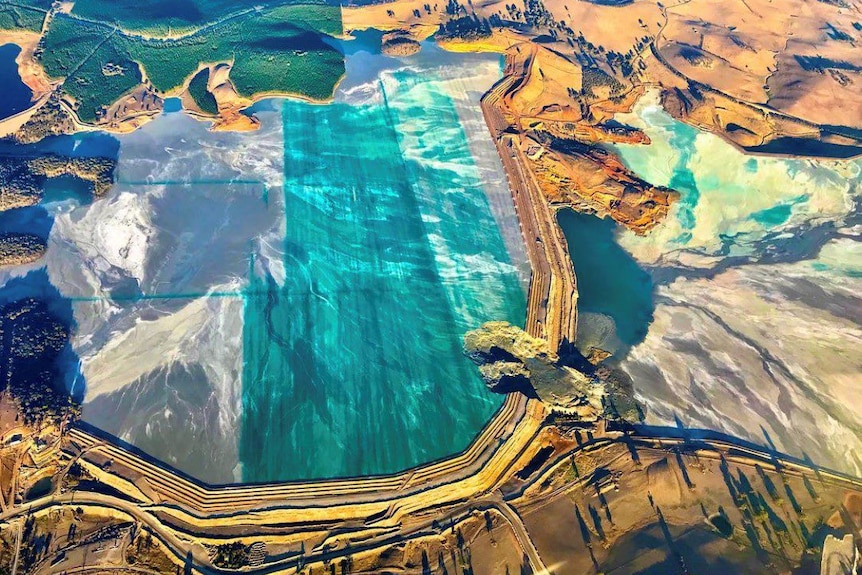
<box><xmin>38</xmin><ymin>4</ymin><xmax>344</xmax><ymax>122</ymax></box>
<box><xmin>210</xmin><ymin>542</ymin><xmax>251</xmax><ymax>569</ymax></box>
<box><xmin>0</xmin><ymin>298</ymin><xmax>80</xmax><ymax>425</ymax></box>
<box><xmin>187</xmin><ymin>67</ymin><xmax>218</xmax><ymax>115</ymax></box>
<box><xmin>0</xmin><ymin>2</ymin><xmax>47</xmax><ymax>32</ymax></box>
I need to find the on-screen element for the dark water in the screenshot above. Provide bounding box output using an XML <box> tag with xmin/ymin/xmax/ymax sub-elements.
<box><xmin>0</xmin><ymin>131</ymin><xmax>120</xmax><ymax>158</ymax></box>
<box><xmin>0</xmin><ymin>44</ymin><xmax>33</xmax><ymax>120</ymax></box>
<box><xmin>557</xmin><ymin>209</ymin><xmax>654</xmax><ymax>349</ymax></box>
<box><xmin>42</xmin><ymin>175</ymin><xmax>97</xmax><ymax>205</ymax></box>
<box><xmin>0</xmin><ymin>205</ymin><xmax>53</xmax><ymax>240</ymax></box>
<box><xmin>746</xmin><ymin>137</ymin><xmax>862</xmax><ymax>159</ymax></box>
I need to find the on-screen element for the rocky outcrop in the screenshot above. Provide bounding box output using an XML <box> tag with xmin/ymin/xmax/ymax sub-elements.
<box><xmin>524</xmin><ymin>133</ymin><xmax>679</xmax><ymax>234</ymax></box>
<box><xmin>464</xmin><ymin>321</ymin><xmax>604</xmax><ymax>419</ymax></box>
<box><xmin>381</xmin><ymin>33</ymin><xmax>421</xmax><ymax>57</ymax></box>
<box><xmin>484</xmin><ymin>46</ymin><xmax>680</xmax><ymax>235</ymax></box>
<box><xmin>659</xmin><ymin>85</ymin><xmax>862</xmax><ymax>158</ymax></box>
<box><xmin>0</xmin><ymin>233</ymin><xmax>46</xmax><ymax>267</ymax></box>
<box><xmin>541</xmin><ymin>120</ymin><xmax>650</xmax><ymax>146</ymax></box>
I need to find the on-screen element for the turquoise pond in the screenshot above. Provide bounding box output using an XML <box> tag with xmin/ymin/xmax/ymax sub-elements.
<box><xmin>0</xmin><ymin>46</ymin><xmax>527</xmax><ymax>483</ymax></box>
<box><xmin>239</xmin><ymin>71</ymin><xmax>526</xmax><ymax>481</ymax></box>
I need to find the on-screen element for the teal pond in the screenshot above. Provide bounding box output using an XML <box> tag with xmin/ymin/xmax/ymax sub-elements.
<box><xmin>0</xmin><ymin>43</ymin><xmax>527</xmax><ymax>483</ymax></box>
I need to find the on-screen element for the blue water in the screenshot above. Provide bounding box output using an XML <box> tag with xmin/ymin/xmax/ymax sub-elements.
<box><xmin>0</xmin><ymin>131</ymin><xmax>120</xmax><ymax>158</ymax></box>
<box><xmin>0</xmin><ymin>44</ymin><xmax>33</xmax><ymax>120</ymax></box>
<box><xmin>238</xmin><ymin>71</ymin><xmax>526</xmax><ymax>481</ymax></box>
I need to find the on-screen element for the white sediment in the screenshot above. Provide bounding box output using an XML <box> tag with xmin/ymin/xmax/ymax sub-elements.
<box><xmin>609</xmin><ymin>91</ymin><xmax>862</xmax><ymax>474</ymax></box>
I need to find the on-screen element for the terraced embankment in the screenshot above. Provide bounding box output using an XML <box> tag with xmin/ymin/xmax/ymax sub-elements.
<box><xmin>60</xmin><ymin>43</ymin><xmax>582</xmax><ymax>521</ymax></box>
<box><xmin>67</xmin><ymin>394</ymin><xmax>545</xmax><ymax>515</ymax></box>
<box><xmin>23</xmin><ymin>39</ymin><xmax>581</xmax><ymax>574</ymax></box>
<box><xmin>480</xmin><ymin>44</ymin><xmax>578</xmax><ymax>351</ymax></box>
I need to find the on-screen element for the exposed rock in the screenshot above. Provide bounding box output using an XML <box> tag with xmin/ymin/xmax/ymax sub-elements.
<box><xmin>524</xmin><ymin>133</ymin><xmax>679</xmax><ymax>234</ymax></box>
<box><xmin>205</xmin><ymin>63</ymin><xmax>262</xmax><ymax>133</ymax></box>
<box><xmin>541</xmin><ymin>121</ymin><xmax>651</xmax><ymax>145</ymax></box>
<box><xmin>659</xmin><ymin>85</ymin><xmax>862</xmax><ymax>157</ymax></box>
<box><xmin>381</xmin><ymin>33</ymin><xmax>421</xmax><ymax>57</ymax></box>
<box><xmin>819</xmin><ymin>534</ymin><xmax>857</xmax><ymax>575</ymax></box>
<box><xmin>0</xmin><ymin>233</ymin><xmax>46</xmax><ymax>267</ymax></box>
<box><xmin>482</xmin><ymin>46</ymin><xmax>679</xmax><ymax>235</ymax></box>
<box><xmin>585</xmin><ymin>347</ymin><xmax>611</xmax><ymax>365</ymax></box>
<box><xmin>464</xmin><ymin>321</ymin><xmax>604</xmax><ymax>419</ymax></box>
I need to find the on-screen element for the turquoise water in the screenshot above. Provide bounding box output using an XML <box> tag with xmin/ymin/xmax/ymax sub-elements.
<box><xmin>238</xmin><ymin>71</ymin><xmax>525</xmax><ymax>482</ymax></box>
<box><xmin>609</xmin><ymin>94</ymin><xmax>860</xmax><ymax>262</ymax></box>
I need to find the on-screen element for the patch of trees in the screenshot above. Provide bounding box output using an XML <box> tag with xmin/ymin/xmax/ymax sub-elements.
<box><xmin>188</xmin><ymin>69</ymin><xmax>219</xmax><ymax>115</ymax></box>
<box><xmin>211</xmin><ymin>542</ymin><xmax>251</xmax><ymax>569</ymax></box>
<box><xmin>826</xmin><ymin>23</ymin><xmax>853</xmax><ymax>41</ymax></box>
<box><xmin>580</xmin><ymin>66</ymin><xmax>624</xmax><ymax>97</ymax></box>
<box><xmin>11</xmin><ymin>92</ymin><xmax>77</xmax><ymax>145</ymax></box>
<box><xmin>0</xmin><ymin>299</ymin><xmax>80</xmax><ymax>425</ymax></box>
<box><xmin>523</xmin><ymin>0</ymin><xmax>554</xmax><ymax>28</ymax></box>
<box><xmin>437</xmin><ymin>14</ymin><xmax>492</xmax><ymax>40</ymax></box>
<box><xmin>795</xmin><ymin>54</ymin><xmax>861</xmax><ymax>72</ymax></box>
<box><xmin>17</xmin><ymin>514</ymin><xmax>52</xmax><ymax>573</ymax></box>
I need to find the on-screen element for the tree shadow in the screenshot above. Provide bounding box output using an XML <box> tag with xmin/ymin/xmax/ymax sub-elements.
<box><xmin>589</xmin><ymin>504</ymin><xmax>607</xmax><ymax>542</ymax></box>
<box><xmin>575</xmin><ymin>505</ymin><xmax>600</xmax><ymax>571</ymax></box>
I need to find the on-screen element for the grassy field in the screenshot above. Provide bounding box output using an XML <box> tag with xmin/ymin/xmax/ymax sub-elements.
<box><xmin>72</xmin><ymin>0</ymin><xmax>269</xmax><ymax>34</ymax></box>
<box><xmin>66</xmin><ymin>40</ymin><xmax>143</xmax><ymax>122</ymax></box>
<box><xmin>187</xmin><ymin>68</ymin><xmax>218</xmax><ymax>114</ymax></box>
<box><xmin>0</xmin><ymin>2</ymin><xmax>48</xmax><ymax>32</ymax></box>
<box><xmin>38</xmin><ymin>3</ymin><xmax>344</xmax><ymax>123</ymax></box>
<box><xmin>69</xmin><ymin>0</ymin><xmax>341</xmax><ymax>34</ymax></box>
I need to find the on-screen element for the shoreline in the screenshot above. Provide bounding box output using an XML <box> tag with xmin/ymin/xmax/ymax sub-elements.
<box><xmin>2</xmin><ymin>27</ymin><xmax>859</xmax><ymax>162</ymax></box>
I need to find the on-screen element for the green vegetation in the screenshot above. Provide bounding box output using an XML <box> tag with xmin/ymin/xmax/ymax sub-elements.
<box><xmin>210</xmin><ymin>542</ymin><xmax>250</xmax><ymax>569</ymax></box>
<box><xmin>37</xmin><ymin>17</ymin><xmax>144</xmax><ymax>121</ymax></box>
<box><xmin>0</xmin><ymin>154</ymin><xmax>117</xmax><ymax>207</ymax></box>
<box><xmin>69</xmin><ymin>40</ymin><xmax>142</xmax><ymax>122</ymax></box>
<box><xmin>0</xmin><ymin>298</ymin><xmax>80</xmax><ymax>425</ymax></box>
<box><xmin>268</xmin><ymin>4</ymin><xmax>343</xmax><ymax>36</ymax></box>
<box><xmin>70</xmin><ymin>0</ymin><xmax>327</xmax><ymax>34</ymax></box>
<box><xmin>38</xmin><ymin>16</ymin><xmax>106</xmax><ymax>79</ymax></box>
<box><xmin>0</xmin><ymin>2</ymin><xmax>47</xmax><ymax>32</ymax></box>
<box><xmin>187</xmin><ymin>68</ymin><xmax>218</xmax><ymax>114</ymax></box>
<box><xmin>437</xmin><ymin>15</ymin><xmax>492</xmax><ymax>40</ymax></box>
<box><xmin>38</xmin><ymin>4</ymin><xmax>344</xmax><ymax>122</ymax></box>
<box><xmin>580</xmin><ymin>65</ymin><xmax>624</xmax><ymax>97</ymax></box>
<box><xmin>13</xmin><ymin>92</ymin><xmax>77</xmax><ymax>143</ymax></box>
